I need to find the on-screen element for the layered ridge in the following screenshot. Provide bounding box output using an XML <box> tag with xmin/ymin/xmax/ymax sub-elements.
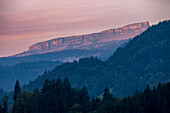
<box><xmin>13</xmin><ymin>22</ymin><xmax>149</xmax><ymax>57</ymax></box>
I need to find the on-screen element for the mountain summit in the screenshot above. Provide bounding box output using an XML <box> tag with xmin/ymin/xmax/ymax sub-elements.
<box><xmin>13</xmin><ymin>22</ymin><xmax>149</xmax><ymax>57</ymax></box>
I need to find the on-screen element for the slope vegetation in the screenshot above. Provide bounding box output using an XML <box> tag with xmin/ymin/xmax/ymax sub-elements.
<box><xmin>24</xmin><ymin>20</ymin><xmax>170</xmax><ymax>97</ymax></box>
<box><xmin>0</xmin><ymin>61</ymin><xmax>61</xmax><ymax>91</ymax></box>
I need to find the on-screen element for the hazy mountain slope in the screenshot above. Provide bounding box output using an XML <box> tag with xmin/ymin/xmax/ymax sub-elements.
<box><xmin>0</xmin><ymin>39</ymin><xmax>128</xmax><ymax>66</ymax></box>
<box><xmin>13</xmin><ymin>22</ymin><xmax>149</xmax><ymax>57</ymax></box>
<box><xmin>0</xmin><ymin>22</ymin><xmax>149</xmax><ymax>66</ymax></box>
<box><xmin>23</xmin><ymin>20</ymin><xmax>170</xmax><ymax>97</ymax></box>
<box><xmin>0</xmin><ymin>61</ymin><xmax>62</xmax><ymax>91</ymax></box>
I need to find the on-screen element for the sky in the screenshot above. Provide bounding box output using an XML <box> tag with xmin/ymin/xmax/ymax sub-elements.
<box><xmin>0</xmin><ymin>0</ymin><xmax>170</xmax><ymax>57</ymax></box>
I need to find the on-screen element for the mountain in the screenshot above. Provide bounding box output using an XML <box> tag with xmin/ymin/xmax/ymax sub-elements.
<box><xmin>0</xmin><ymin>22</ymin><xmax>150</xmax><ymax>92</ymax></box>
<box><xmin>0</xmin><ymin>40</ymin><xmax>128</xmax><ymax>66</ymax></box>
<box><xmin>0</xmin><ymin>61</ymin><xmax>62</xmax><ymax>91</ymax></box>
<box><xmin>23</xmin><ymin>20</ymin><xmax>170</xmax><ymax>97</ymax></box>
<box><xmin>0</xmin><ymin>22</ymin><xmax>149</xmax><ymax>66</ymax></box>
<box><xmin>13</xmin><ymin>22</ymin><xmax>149</xmax><ymax>57</ymax></box>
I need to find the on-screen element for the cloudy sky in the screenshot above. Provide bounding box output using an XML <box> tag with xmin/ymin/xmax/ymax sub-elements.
<box><xmin>0</xmin><ymin>0</ymin><xmax>169</xmax><ymax>57</ymax></box>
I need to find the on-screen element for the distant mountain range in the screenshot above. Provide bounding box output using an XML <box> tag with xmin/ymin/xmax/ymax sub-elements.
<box><xmin>23</xmin><ymin>20</ymin><xmax>170</xmax><ymax>97</ymax></box>
<box><xmin>0</xmin><ymin>21</ymin><xmax>150</xmax><ymax>93</ymax></box>
<box><xmin>0</xmin><ymin>40</ymin><xmax>128</xmax><ymax>66</ymax></box>
<box><xmin>0</xmin><ymin>22</ymin><xmax>149</xmax><ymax>66</ymax></box>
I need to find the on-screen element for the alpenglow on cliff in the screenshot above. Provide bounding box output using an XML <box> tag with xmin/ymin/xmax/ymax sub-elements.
<box><xmin>13</xmin><ymin>22</ymin><xmax>149</xmax><ymax>57</ymax></box>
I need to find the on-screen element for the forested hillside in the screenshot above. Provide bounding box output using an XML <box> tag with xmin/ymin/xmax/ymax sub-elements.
<box><xmin>23</xmin><ymin>20</ymin><xmax>170</xmax><ymax>97</ymax></box>
<box><xmin>1</xmin><ymin>78</ymin><xmax>169</xmax><ymax>113</ymax></box>
<box><xmin>0</xmin><ymin>61</ymin><xmax>61</xmax><ymax>91</ymax></box>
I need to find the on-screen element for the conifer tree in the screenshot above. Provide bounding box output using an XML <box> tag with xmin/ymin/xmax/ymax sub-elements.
<box><xmin>63</xmin><ymin>77</ymin><xmax>72</xmax><ymax>112</ymax></box>
<box><xmin>79</xmin><ymin>86</ymin><xmax>91</xmax><ymax>113</ymax></box>
<box><xmin>13</xmin><ymin>91</ymin><xmax>32</xmax><ymax>113</ymax></box>
<box><xmin>91</xmin><ymin>97</ymin><xmax>101</xmax><ymax>111</ymax></box>
<box><xmin>0</xmin><ymin>103</ymin><xmax>2</xmax><ymax>113</ymax></box>
<box><xmin>41</xmin><ymin>79</ymin><xmax>49</xmax><ymax>96</ymax></box>
<box><xmin>103</xmin><ymin>87</ymin><xmax>113</xmax><ymax>101</ymax></box>
<box><xmin>31</xmin><ymin>88</ymin><xmax>41</xmax><ymax>113</ymax></box>
<box><xmin>2</xmin><ymin>96</ymin><xmax>8</xmax><ymax>113</ymax></box>
<box><xmin>142</xmin><ymin>85</ymin><xmax>151</xmax><ymax>113</ymax></box>
<box><xmin>63</xmin><ymin>77</ymin><xmax>71</xmax><ymax>91</ymax></box>
<box><xmin>55</xmin><ymin>78</ymin><xmax>63</xmax><ymax>112</ymax></box>
<box><xmin>13</xmin><ymin>80</ymin><xmax>21</xmax><ymax>102</ymax></box>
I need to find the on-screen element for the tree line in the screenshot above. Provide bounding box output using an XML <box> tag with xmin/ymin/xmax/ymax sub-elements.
<box><xmin>23</xmin><ymin>20</ymin><xmax>170</xmax><ymax>97</ymax></box>
<box><xmin>0</xmin><ymin>78</ymin><xmax>169</xmax><ymax>113</ymax></box>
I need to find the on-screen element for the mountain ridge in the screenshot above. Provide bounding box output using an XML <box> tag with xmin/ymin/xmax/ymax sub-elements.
<box><xmin>12</xmin><ymin>21</ymin><xmax>149</xmax><ymax>57</ymax></box>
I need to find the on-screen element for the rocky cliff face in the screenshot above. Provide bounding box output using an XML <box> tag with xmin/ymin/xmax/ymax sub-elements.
<box><xmin>13</xmin><ymin>22</ymin><xmax>149</xmax><ymax>57</ymax></box>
